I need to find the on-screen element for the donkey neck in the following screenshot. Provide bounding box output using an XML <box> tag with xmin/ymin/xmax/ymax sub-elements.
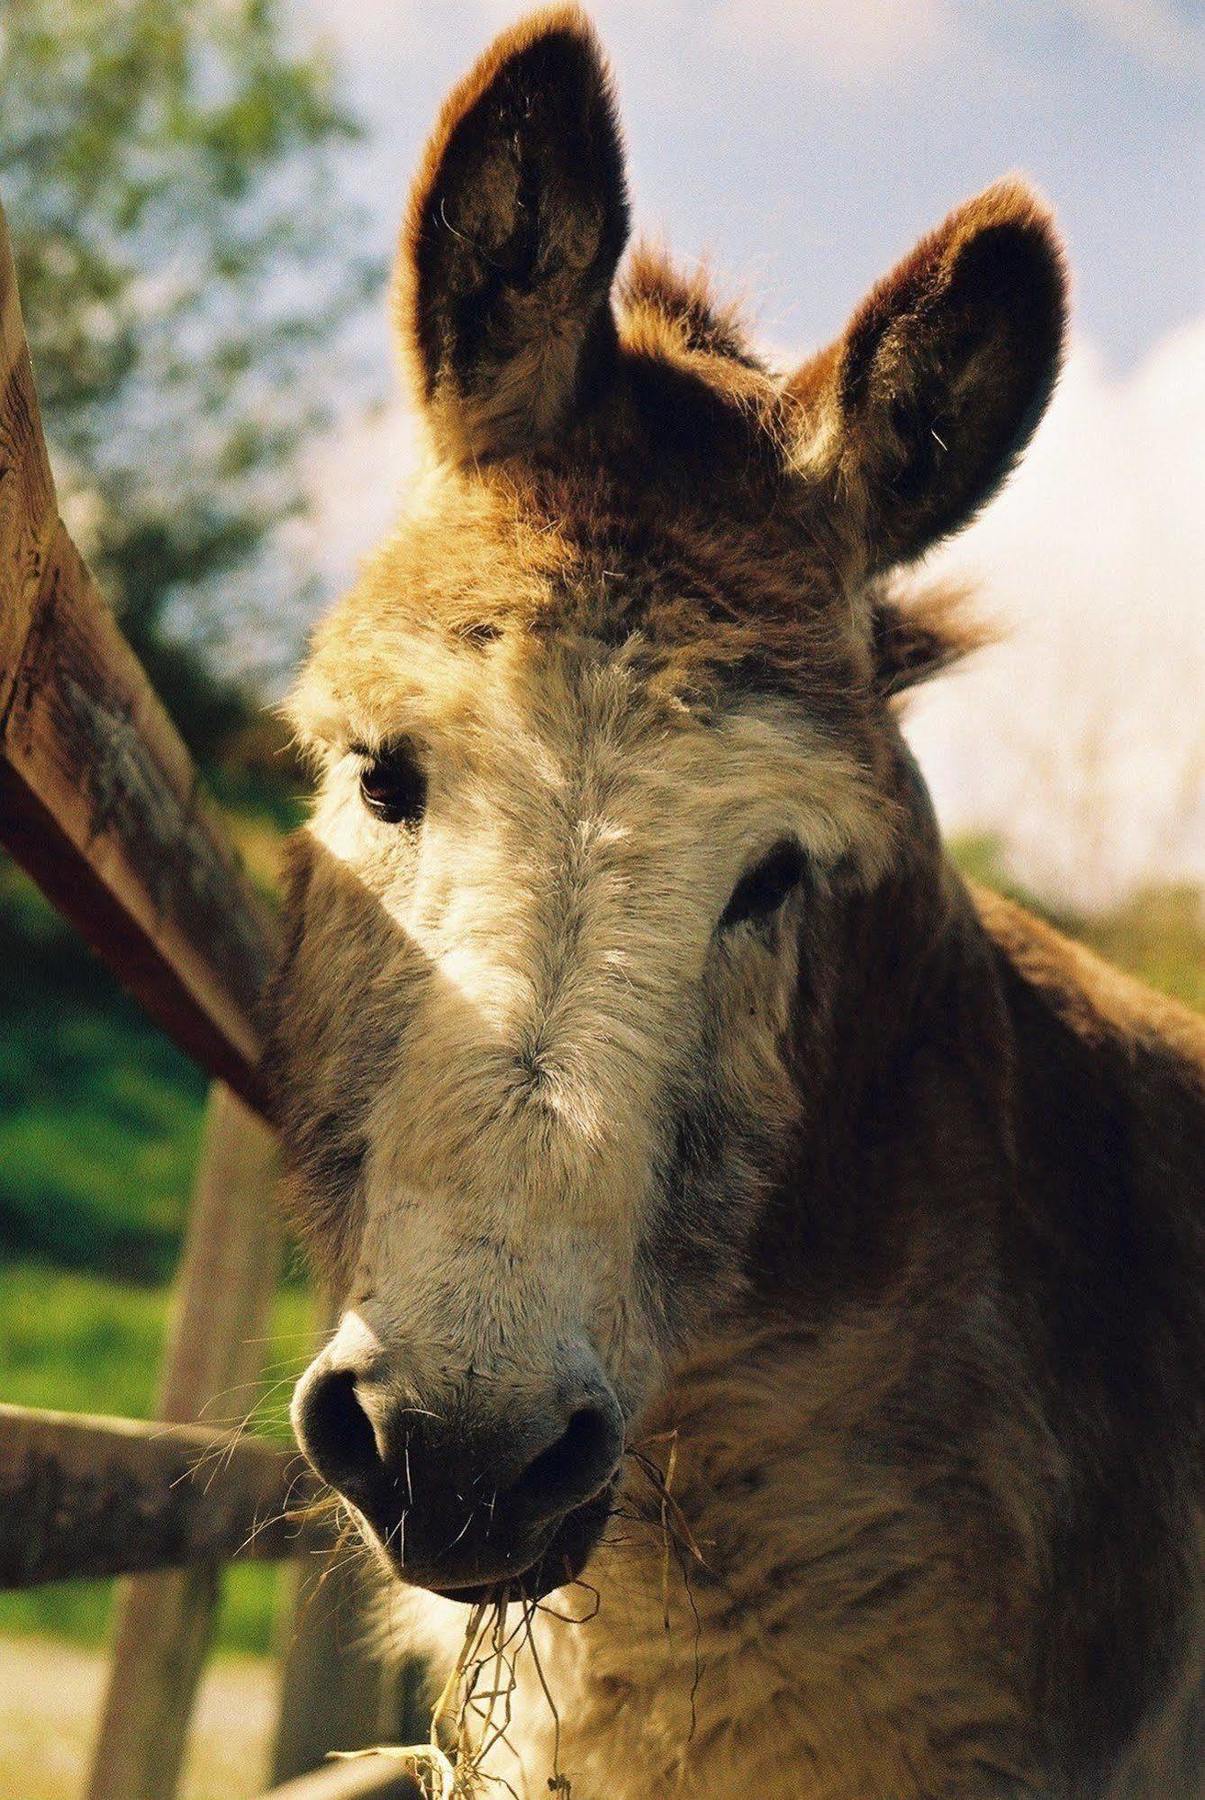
<box><xmin>747</xmin><ymin>842</ymin><xmax>1019</xmax><ymax>1324</ymax></box>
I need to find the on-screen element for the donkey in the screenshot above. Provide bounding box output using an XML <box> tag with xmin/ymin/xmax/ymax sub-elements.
<box><xmin>270</xmin><ymin>9</ymin><xmax>1204</xmax><ymax>1796</ymax></box>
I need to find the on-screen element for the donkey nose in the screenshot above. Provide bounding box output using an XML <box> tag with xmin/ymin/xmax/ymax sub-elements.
<box><xmin>508</xmin><ymin>1399</ymin><xmax>620</xmax><ymax>1517</ymax></box>
<box><xmin>295</xmin><ymin>1365</ymin><xmax>619</xmax><ymax>1512</ymax></box>
<box><xmin>291</xmin><ymin>1365</ymin><xmax>385</xmax><ymax>1504</ymax></box>
<box><xmin>292</xmin><ymin>1351</ymin><xmax>624</xmax><ymax>1592</ymax></box>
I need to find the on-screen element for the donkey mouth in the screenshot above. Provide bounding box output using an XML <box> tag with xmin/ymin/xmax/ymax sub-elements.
<box><xmin>419</xmin><ymin>1485</ymin><xmax>614</xmax><ymax>1607</ymax></box>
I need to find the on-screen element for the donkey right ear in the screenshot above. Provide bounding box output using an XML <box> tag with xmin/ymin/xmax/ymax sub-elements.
<box><xmin>395</xmin><ymin>6</ymin><xmax>629</xmax><ymax>465</ymax></box>
<box><xmin>790</xmin><ymin>181</ymin><xmax>1066</xmax><ymax>574</ymax></box>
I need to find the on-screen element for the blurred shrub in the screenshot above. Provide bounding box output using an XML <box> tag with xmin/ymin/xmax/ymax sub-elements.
<box><xmin>0</xmin><ymin>858</ymin><xmax>206</xmax><ymax>1278</ymax></box>
<box><xmin>0</xmin><ymin>0</ymin><xmax>378</xmax><ymax>768</ymax></box>
<box><xmin>953</xmin><ymin>835</ymin><xmax>1203</xmax><ymax>1010</ymax></box>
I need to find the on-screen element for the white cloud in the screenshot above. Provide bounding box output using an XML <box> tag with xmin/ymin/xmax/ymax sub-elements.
<box><xmin>287</xmin><ymin>0</ymin><xmax>1205</xmax><ymax>127</ymax></box>
<box><xmin>297</xmin><ymin>0</ymin><xmax>427</xmax><ymax>51</ymax></box>
<box><xmin>711</xmin><ymin>0</ymin><xmax>952</xmax><ymax>84</ymax></box>
<box><xmin>292</xmin><ymin>0</ymin><xmax>955</xmax><ymax>93</ymax></box>
<box><xmin>289</xmin><ymin>394</ymin><xmax>419</xmax><ymax>601</ymax></box>
<box><xmin>905</xmin><ymin>319</ymin><xmax>1205</xmax><ymax>911</ymax></box>
<box><xmin>701</xmin><ymin>0</ymin><xmax>1203</xmax><ymax>87</ymax></box>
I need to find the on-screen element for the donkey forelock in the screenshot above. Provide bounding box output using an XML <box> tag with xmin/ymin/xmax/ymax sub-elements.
<box><xmin>272</xmin><ymin>3</ymin><xmax>1065</xmax><ymax>1606</ymax></box>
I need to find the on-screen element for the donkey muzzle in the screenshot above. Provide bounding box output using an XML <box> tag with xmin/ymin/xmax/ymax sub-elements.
<box><xmin>292</xmin><ymin>1344</ymin><xmax>623</xmax><ymax>1600</ymax></box>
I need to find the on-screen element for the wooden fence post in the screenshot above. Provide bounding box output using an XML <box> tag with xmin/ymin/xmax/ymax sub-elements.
<box><xmin>86</xmin><ymin>1084</ymin><xmax>285</xmax><ymax>1800</ymax></box>
<box><xmin>0</xmin><ymin>185</ymin><xmax>427</xmax><ymax>1799</ymax></box>
<box><xmin>270</xmin><ymin>1305</ymin><xmax>429</xmax><ymax>1788</ymax></box>
<box><xmin>270</xmin><ymin>1548</ymin><xmax>394</xmax><ymax>1787</ymax></box>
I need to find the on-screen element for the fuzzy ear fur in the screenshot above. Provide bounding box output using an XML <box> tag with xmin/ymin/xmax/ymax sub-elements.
<box><xmin>792</xmin><ymin>180</ymin><xmax>1067</xmax><ymax>573</ymax></box>
<box><xmin>395</xmin><ymin>5</ymin><xmax>629</xmax><ymax>464</ymax></box>
<box><xmin>868</xmin><ymin>579</ymin><xmax>995</xmax><ymax>700</ymax></box>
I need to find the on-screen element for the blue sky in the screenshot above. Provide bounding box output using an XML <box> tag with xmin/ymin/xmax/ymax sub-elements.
<box><xmin>300</xmin><ymin>0</ymin><xmax>1203</xmax><ymax>371</ymax></box>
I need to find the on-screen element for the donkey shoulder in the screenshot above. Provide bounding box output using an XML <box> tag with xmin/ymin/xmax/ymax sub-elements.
<box><xmin>970</xmin><ymin>878</ymin><xmax>1202</xmax><ymax>1305</ymax></box>
<box><xmin>971</xmin><ymin>883</ymin><xmax>1203</xmax><ymax>1788</ymax></box>
<box><xmin>972</xmin><ymin>882</ymin><xmax>1205</xmax><ymax>1124</ymax></box>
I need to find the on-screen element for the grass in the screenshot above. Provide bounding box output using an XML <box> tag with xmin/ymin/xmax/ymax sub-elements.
<box><xmin>0</xmin><ymin>1263</ymin><xmax>311</xmax><ymax>1426</ymax></box>
<box><xmin>0</xmin><ymin>775</ymin><xmax>298</xmax><ymax>1278</ymax></box>
<box><xmin>0</xmin><ymin>1263</ymin><xmax>314</xmax><ymax>1656</ymax></box>
<box><xmin>0</xmin><ymin>1553</ymin><xmax>286</xmax><ymax>1662</ymax></box>
<box><xmin>0</xmin><ymin>857</ymin><xmax>209</xmax><ymax>1280</ymax></box>
<box><xmin>0</xmin><ymin>802</ymin><xmax>310</xmax><ymax>1660</ymax></box>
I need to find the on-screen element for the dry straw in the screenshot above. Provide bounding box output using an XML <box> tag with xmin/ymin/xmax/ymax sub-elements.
<box><xmin>327</xmin><ymin>1432</ymin><xmax>708</xmax><ymax>1799</ymax></box>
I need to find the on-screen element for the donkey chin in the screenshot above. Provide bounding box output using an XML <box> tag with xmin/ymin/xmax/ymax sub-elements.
<box><xmin>342</xmin><ymin>1464</ymin><xmax>618</xmax><ymax>1608</ymax></box>
<box><xmin>367</xmin><ymin>1485</ymin><xmax>615</xmax><ymax>1608</ymax></box>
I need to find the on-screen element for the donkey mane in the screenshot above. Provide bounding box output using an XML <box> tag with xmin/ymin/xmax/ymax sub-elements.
<box><xmin>619</xmin><ymin>244</ymin><xmax>769</xmax><ymax>372</ymax></box>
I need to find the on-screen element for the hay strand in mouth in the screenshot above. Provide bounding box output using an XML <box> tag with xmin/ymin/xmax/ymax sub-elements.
<box><xmin>330</xmin><ymin>1581</ymin><xmax>576</xmax><ymax>1798</ymax></box>
<box><xmin>624</xmin><ymin>1434</ymin><xmax>708</xmax><ymax>1743</ymax></box>
<box><xmin>327</xmin><ymin>1433</ymin><xmax>724</xmax><ymax>1793</ymax></box>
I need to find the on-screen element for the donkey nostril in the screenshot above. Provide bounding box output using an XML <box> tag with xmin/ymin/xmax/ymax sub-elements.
<box><xmin>514</xmin><ymin>1404</ymin><xmax>619</xmax><ymax>1517</ymax></box>
<box><xmin>297</xmin><ymin>1368</ymin><xmax>382</xmax><ymax>1495</ymax></box>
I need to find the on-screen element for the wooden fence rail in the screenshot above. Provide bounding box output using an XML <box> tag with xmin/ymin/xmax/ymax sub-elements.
<box><xmin>0</xmin><ymin>202</ymin><xmax>278</xmax><ymax>1117</ymax></box>
<box><xmin>0</xmin><ymin>1404</ymin><xmax>309</xmax><ymax>1587</ymax></box>
<box><xmin>0</xmin><ymin>184</ymin><xmax>414</xmax><ymax>1799</ymax></box>
<box><xmin>258</xmin><ymin>1762</ymin><xmax>419</xmax><ymax>1800</ymax></box>
<box><xmin>87</xmin><ymin>1084</ymin><xmax>286</xmax><ymax>1800</ymax></box>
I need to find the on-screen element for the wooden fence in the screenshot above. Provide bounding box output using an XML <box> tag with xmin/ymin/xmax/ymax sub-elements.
<box><xmin>0</xmin><ymin>196</ymin><xmax>420</xmax><ymax>1799</ymax></box>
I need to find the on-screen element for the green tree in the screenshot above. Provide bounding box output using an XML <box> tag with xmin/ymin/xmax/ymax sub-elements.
<box><xmin>0</xmin><ymin>0</ymin><xmax>377</xmax><ymax>761</ymax></box>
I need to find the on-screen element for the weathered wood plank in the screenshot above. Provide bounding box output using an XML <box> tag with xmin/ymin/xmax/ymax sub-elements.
<box><xmin>0</xmin><ymin>195</ymin><xmax>279</xmax><ymax>1116</ymax></box>
<box><xmin>0</xmin><ymin>205</ymin><xmax>56</xmax><ymax>725</ymax></box>
<box><xmin>0</xmin><ymin>1404</ymin><xmax>311</xmax><ymax>1587</ymax></box>
<box><xmin>258</xmin><ymin>1761</ymin><xmax>421</xmax><ymax>1800</ymax></box>
<box><xmin>88</xmin><ymin>1085</ymin><xmax>285</xmax><ymax>1800</ymax></box>
<box><xmin>271</xmin><ymin>1549</ymin><xmax>403</xmax><ymax>1787</ymax></box>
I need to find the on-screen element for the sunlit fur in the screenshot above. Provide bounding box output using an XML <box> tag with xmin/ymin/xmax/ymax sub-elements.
<box><xmin>268</xmin><ymin>9</ymin><xmax>1204</xmax><ymax>1796</ymax></box>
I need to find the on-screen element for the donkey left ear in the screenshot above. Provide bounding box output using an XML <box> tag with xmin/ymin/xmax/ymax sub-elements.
<box><xmin>395</xmin><ymin>6</ymin><xmax>629</xmax><ymax>464</ymax></box>
<box><xmin>793</xmin><ymin>180</ymin><xmax>1067</xmax><ymax>573</ymax></box>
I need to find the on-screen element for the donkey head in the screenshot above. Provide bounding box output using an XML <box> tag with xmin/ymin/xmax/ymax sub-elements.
<box><xmin>274</xmin><ymin>6</ymin><xmax>1065</xmax><ymax>1601</ymax></box>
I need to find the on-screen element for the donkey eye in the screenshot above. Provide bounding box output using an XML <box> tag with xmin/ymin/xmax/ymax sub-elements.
<box><xmin>720</xmin><ymin>840</ymin><xmax>808</xmax><ymax>932</ymax></box>
<box><xmin>357</xmin><ymin>742</ymin><xmax>427</xmax><ymax>826</ymax></box>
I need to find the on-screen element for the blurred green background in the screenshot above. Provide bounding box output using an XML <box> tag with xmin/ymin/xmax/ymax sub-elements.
<box><xmin>1</xmin><ymin>0</ymin><xmax>1203</xmax><ymax>1684</ymax></box>
<box><xmin>0</xmin><ymin>0</ymin><xmax>370</xmax><ymax>1671</ymax></box>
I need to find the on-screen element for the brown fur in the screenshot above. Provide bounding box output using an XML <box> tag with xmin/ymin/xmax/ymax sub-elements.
<box><xmin>397</xmin><ymin>5</ymin><xmax>628</xmax><ymax>463</ymax></box>
<box><xmin>268</xmin><ymin>12</ymin><xmax>1203</xmax><ymax>1796</ymax></box>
